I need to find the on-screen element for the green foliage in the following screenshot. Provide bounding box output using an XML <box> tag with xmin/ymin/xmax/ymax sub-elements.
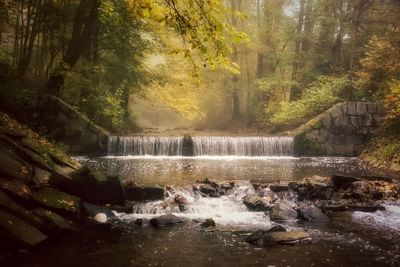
<box><xmin>356</xmin><ymin>31</ymin><xmax>400</xmax><ymax>100</ymax></box>
<box><xmin>293</xmin><ymin>134</ymin><xmax>323</xmax><ymax>156</ymax></box>
<box><xmin>63</xmin><ymin>62</ymin><xmax>127</xmax><ymax>132</ymax></box>
<box><xmin>92</xmin><ymin>85</ymin><xmax>125</xmax><ymax>132</ymax></box>
<box><xmin>270</xmin><ymin>75</ymin><xmax>350</xmax><ymax>127</ymax></box>
<box><xmin>383</xmin><ymin>80</ymin><xmax>400</xmax><ymax>126</ymax></box>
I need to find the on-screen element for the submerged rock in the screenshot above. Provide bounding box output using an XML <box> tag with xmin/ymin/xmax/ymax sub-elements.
<box><xmin>149</xmin><ymin>214</ymin><xmax>186</xmax><ymax>227</ymax></box>
<box><xmin>246</xmin><ymin>229</ymin><xmax>310</xmax><ymax>247</ymax></box>
<box><xmin>201</xmin><ymin>218</ymin><xmax>216</xmax><ymax>227</ymax></box>
<box><xmin>0</xmin><ymin>210</ymin><xmax>47</xmax><ymax>246</ymax></box>
<box><xmin>243</xmin><ymin>194</ymin><xmax>275</xmax><ymax>211</ymax></box>
<box><xmin>266</xmin><ymin>231</ymin><xmax>311</xmax><ymax>244</ymax></box>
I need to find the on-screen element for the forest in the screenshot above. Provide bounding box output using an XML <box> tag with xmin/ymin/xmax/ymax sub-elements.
<box><xmin>0</xmin><ymin>0</ymin><xmax>398</xmax><ymax>132</ymax></box>
<box><xmin>1</xmin><ymin>1</ymin><xmax>400</xmax><ymax>266</ymax></box>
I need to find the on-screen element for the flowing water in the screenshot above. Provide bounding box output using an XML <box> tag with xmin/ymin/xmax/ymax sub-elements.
<box><xmin>21</xmin><ymin>136</ymin><xmax>400</xmax><ymax>267</ymax></box>
<box><xmin>107</xmin><ymin>136</ymin><xmax>294</xmax><ymax>156</ymax></box>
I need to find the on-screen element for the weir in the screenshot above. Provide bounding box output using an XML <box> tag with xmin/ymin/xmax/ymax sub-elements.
<box><xmin>107</xmin><ymin>136</ymin><xmax>294</xmax><ymax>156</ymax></box>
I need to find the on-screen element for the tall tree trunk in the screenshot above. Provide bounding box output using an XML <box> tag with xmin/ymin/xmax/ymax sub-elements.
<box><xmin>47</xmin><ymin>0</ymin><xmax>99</xmax><ymax>96</ymax></box>
<box><xmin>290</xmin><ymin>0</ymin><xmax>305</xmax><ymax>101</ymax></box>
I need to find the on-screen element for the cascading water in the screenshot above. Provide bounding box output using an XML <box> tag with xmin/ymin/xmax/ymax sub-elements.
<box><xmin>116</xmin><ymin>182</ymin><xmax>275</xmax><ymax>227</ymax></box>
<box><xmin>107</xmin><ymin>136</ymin><xmax>294</xmax><ymax>156</ymax></box>
<box><xmin>108</xmin><ymin>136</ymin><xmax>183</xmax><ymax>156</ymax></box>
<box><xmin>192</xmin><ymin>136</ymin><xmax>293</xmax><ymax>156</ymax></box>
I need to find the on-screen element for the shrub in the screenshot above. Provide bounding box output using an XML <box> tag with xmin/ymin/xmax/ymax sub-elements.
<box><xmin>270</xmin><ymin>75</ymin><xmax>350</xmax><ymax>127</ymax></box>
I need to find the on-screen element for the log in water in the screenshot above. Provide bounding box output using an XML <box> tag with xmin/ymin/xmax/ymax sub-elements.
<box><xmin>107</xmin><ymin>136</ymin><xmax>294</xmax><ymax>156</ymax></box>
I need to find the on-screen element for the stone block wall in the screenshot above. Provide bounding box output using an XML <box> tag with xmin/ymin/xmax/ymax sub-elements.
<box><xmin>42</xmin><ymin>96</ymin><xmax>109</xmax><ymax>154</ymax></box>
<box><xmin>293</xmin><ymin>102</ymin><xmax>385</xmax><ymax>156</ymax></box>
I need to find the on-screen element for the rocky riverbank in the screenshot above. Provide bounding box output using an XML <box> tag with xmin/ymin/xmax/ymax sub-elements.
<box><xmin>113</xmin><ymin>174</ymin><xmax>400</xmax><ymax>248</ymax></box>
<box><xmin>0</xmin><ymin>112</ymin><xmax>128</xmax><ymax>263</ymax></box>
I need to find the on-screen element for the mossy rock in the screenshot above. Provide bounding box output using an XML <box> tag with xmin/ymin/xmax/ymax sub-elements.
<box><xmin>32</xmin><ymin>187</ymin><xmax>81</xmax><ymax>213</ymax></box>
<box><xmin>53</xmin><ymin>167</ymin><xmax>124</xmax><ymax>205</ymax></box>
<box><xmin>0</xmin><ymin>178</ymin><xmax>31</xmax><ymax>200</ymax></box>
<box><xmin>33</xmin><ymin>207</ymin><xmax>76</xmax><ymax>233</ymax></box>
<box><xmin>0</xmin><ymin>190</ymin><xmax>43</xmax><ymax>227</ymax></box>
<box><xmin>0</xmin><ymin>142</ymin><xmax>33</xmax><ymax>182</ymax></box>
<box><xmin>0</xmin><ymin>210</ymin><xmax>47</xmax><ymax>246</ymax></box>
<box><xmin>32</xmin><ymin>167</ymin><xmax>51</xmax><ymax>188</ymax></box>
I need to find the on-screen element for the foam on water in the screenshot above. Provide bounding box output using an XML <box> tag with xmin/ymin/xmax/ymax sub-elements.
<box><xmin>115</xmin><ymin>182</ymin><xmax>273</xmax><ymax>228</ymax></box>
<box><xmin>352</xmin><ymin>203</ymin><xmax>400</xmax><ymax>231</ymax></box>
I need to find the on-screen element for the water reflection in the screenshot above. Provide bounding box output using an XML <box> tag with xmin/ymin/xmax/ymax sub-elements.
<box><xmin>78</xmin><ymin>156</ymin><xmax>381</xmax><ymax>186</ymax></box>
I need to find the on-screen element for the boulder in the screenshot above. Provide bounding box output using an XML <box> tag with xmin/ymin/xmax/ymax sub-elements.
<box><xmin>267</xmin><ymin>225</ymin><xmax>286</xmax><ymax>233</ymax></box>
<box><xmin>149</xmin><ymin>214</ymin><xmax>186</xmax><ymax>227</ymax></box>
<box><xmin>32</xmin><ymin>167</ymin><xmax>51</xmax><ymax>188</ymax></box>
<box><xmin>0</xmin><ymin>178</ymin><xmax>31</xmax><ymax>200</ymax></box>
<box><xmin>331</xmin><ymin>175</ymin><xmax>363</xmax><ymax>187</ymax></box>
<box><xmin>196</xmin><ymin>178</ymin><xmax>219</xmax><ymax>189</ymax></box>
<box><xmin>246</xmin><ymin>230</ymin><xmax>310</xmax><ymax>247</ymax></box>
<box><xmin>83</xmin><ymin>202</ymin><xmax>115</xmax><ymax>218</ymax></box>
<box><xmin>0</xmin><ymin>190</ymin><xmax>43</xmax><ymax>227</ymax></box>
<box><xmin>201</xmin><ymin>218</ymin><xmax>216</xmax><ymax>227</ymax></box>
<box><xmin>243</xmin><ymin>194</ymin><xmax>275</xmax><ymax>211</ymax></box>
<box><xmin>0</xmin><ymin>143</ymin><xmax>33</xmax><ymax>182</ymax></box>
<box><xmin>0</xmin><ymin>210</ymin><xmax>47</xmax><ymax>246</ymax></box>
<box><xmin>32</xmin><ymin>187</ymin><xmax>81</xmax><ymax>213</ymax></box>
<box><xmin>266</xmin><ymin>231</ymin><xmax>311</xmax><ymax>244</ymax></box>
<box><xmin>269</xmin><ymin>183</ymin><xmax>290</xmax><ymax>193</ymax></box>
<box><xmin>52</xmin><ymin>166</ymin><xmax>125</xmax><ymax>205</ymax></box>
<box><xmin>297</xmin><ymin>205</ymin><xmax>329</xmax><ymax>221</ymax></box>
<box><xmin>199</xmin><ymin>184</ymin><xmax>219</xmax><ymax>197</ymax></box>
<box><xmin>94</xmin><ymin>213</ymin><xmax>108</xmax><ymax>223</ymax></box>
<box><xmin>270</xmin><ymin>202</ymin><xmax>298</xmax><ymax>222</ymax></box>
<box><xmin>33</xmin><ymin>208</ymin><xmax>76</xmax><ymax>233</ymax></box>
<box><xmin>174</xmin><ymin>194</ymin><xmax>188</xmax><ymax>212</ymax></box>
<box><xmin>124</xmin><ymin>185</ymin><xmax>164</xmax><ymax>201</ymax></box>
<box><xmin>245</xmin><ymin>230</ymin><xmax>267</xmax><ymax>247</ymax></box>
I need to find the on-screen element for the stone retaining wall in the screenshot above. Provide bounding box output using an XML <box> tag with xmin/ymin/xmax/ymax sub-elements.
<box><xmin>42</xmin><ymin>96</ymin><xmax>109</xmax><ymax>154</ymax></box>
<box><xmin>293</xmin><ymin>102</ymin><xmax>385</xmax><ymax>156</ymax></box>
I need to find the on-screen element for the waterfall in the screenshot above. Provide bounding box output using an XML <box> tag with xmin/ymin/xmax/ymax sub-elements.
<box><xmin>107</xmin><ymin>136</ymin><xmax>293</xmax><ymax>156</ymax></box>
<box><xmin>108</xmin><ymin>136</ymin><xmax>183</xmax><ymax>156</ymax></box>
<box><xmin>192</xmin><ymin>136</ymin><xmax>293</xmax><ymax>156</ymax></box>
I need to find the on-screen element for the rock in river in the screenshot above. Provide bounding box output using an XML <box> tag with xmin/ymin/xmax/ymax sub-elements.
<box><xmin>269</xmin><ymin>201</ymin><xmax>298</xmax><ymax>222</ymax></box>
<box><xmin>297</xmin><ymin>205</ymin><xmax>329</xmax><ymax>221</ymax></box>
<box><xmin>149</xmin><ymin>214</ymin><xmax>186</xmax><ymax>227</ymax></box>
<box><xmin>243</xmin><ymin>194</ymin><xmax>275</xmax><ymax>211</ymax></box>
<box><xmin>246</xmin><ymin>229</ymin><xmax>310</xmax><ymax>247</ymax></box>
